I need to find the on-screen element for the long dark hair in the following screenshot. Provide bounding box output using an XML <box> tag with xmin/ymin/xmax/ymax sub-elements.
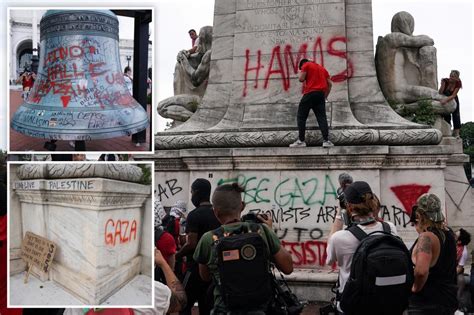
<box><xmin>458</xmin><ymin>228</ymin><xmax>471</xmax><ymax>246</ymax></box>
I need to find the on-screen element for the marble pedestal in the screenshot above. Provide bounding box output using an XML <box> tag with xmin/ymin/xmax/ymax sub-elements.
<box><xmin>143</xmin><ymin>140</ymin><xmax>472</xmax><ymax>301</ymax></box>
<box><xmin>13</xmin><ymin>167</ymin><xmax>151</xmax><ymax>305</ymax></box>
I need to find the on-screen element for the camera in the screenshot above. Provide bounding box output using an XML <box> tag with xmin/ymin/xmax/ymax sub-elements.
<box><xmin>337</xmin><ymin>187</ymin><xmax>346</xmax><ymax>209</ymax></box>
<box><xmin>241</xmin><ymin>212</ymin><xmax>267</xmax><ymax>223</ymax></box>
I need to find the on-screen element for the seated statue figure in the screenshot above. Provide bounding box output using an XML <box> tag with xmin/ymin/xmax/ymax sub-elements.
<box><xmin>375</xmin><ymin>11</ymin><xmax>456</xmax><ymax>116</ymax></box>
<box><xmin>158</xmin><ymin>26</ymin><xmax>212</xmax><ymax>125</ymax></box>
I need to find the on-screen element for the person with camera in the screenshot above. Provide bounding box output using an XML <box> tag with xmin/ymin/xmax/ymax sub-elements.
<box><xmin>326</xmin><ymin>181</ymin><xmax>399</xmax><ymax>313</ymax></box>
<box><xmin>336</xmin><ymin>173</ymin><xmax>353</xmax><ymax>210</ymax></box>
<box><xmin>193</xmin><ymin>183</ymin><xmax>293</xmax><ymax>314</ymax></box>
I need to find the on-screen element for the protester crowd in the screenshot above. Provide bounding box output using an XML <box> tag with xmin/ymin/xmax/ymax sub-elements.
<box><xmin>1</xmin><ymin>165</ymin><xmax>472</xmax><ymax>315</ymax></box>
<box><xmin>150</xmin><ymin>176</ymin><xmax>474</xmax><ymax>315</ymax></box>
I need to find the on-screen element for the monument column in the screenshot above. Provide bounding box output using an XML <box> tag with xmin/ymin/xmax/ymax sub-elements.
<box><xmin>31</xmin><ymin>11</ymin><xmax>39</xmax><ymax>73</ymax></box>
<box><xmin>157</xmin><ymin>0</ymin><xmax>442</xmax><ymax>149</ymax></box>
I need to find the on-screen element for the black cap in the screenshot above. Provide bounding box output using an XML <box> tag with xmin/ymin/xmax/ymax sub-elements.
<box><xmin>344</xmin><ymin>181</ymin><xmax>373</xmax><ymax>204</ymax></box>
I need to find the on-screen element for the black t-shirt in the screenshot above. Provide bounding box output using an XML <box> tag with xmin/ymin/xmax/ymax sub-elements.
<box><xmin>185</xmin><ymin>204</ymin><xmax>221</xmax><ymax>266</ymax></box>
<box><xmin>409</xmin><ymin>229</ymin><xmax>458</xmax><ymax>310</ymax></box>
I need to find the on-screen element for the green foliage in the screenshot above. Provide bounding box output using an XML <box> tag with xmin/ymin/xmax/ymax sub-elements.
<box><xmin>137</xmin><ymin>164</ymin><xmax>152</xmax><ymax>185</ymax></box>
<box><xmin>397</xmin><ymin>105</ymin><xmax>413</xmax><ymax>120</ymax></box>
<box><xmin>188</xmin><ymin>100</ymin><xmax>199</xmax><ymax>112</ymax></box>
<box><xmin>411</xmin><ymin>99</ymin><xmax>436</xmax><ymax>125</ymax></box>
<box><xmin>460</xmin><ymin>122</ymin><xmax>474</xmax><ymax>148</ymax></box>
<box><xmin>464</xmin><ymin>144</ymin><xmax>474</xmax><ymax>157</ymax></box>
<box><xmin>387</xmin><ymin>99</ymin><xmax>399</xmax><ymax>109</ymax></box>
<box><xmin>393</xmin><ymin>99</ymin><xmax>436</xmax><ymax>126</ymax></box>
<box><xmin>460</xmin><ymin>122</ymin><xmax>474</xmax><ymax>179</ymax></box>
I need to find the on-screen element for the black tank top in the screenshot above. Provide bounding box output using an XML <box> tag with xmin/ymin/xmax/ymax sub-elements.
<box><xmin>409</xmin><ymin>228</ymin><xmax>458</xmax><ymax>309</ymax></box>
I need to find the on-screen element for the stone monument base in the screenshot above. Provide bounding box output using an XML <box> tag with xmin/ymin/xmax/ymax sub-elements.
<box><xmin>144</xmin><ymin>140</ymin><xmax>471</xmax><ymax>302</ymax></box>
<box><xmin>51</xmin><ymin>256</ymin><xmax>142</xmax><ymax>304</ymax></box>
<box><xmin>11</xmin><ymin>164</ymin><xmax>151</xmax><ymax>306</ymax></box>
<box><xmin>9</xmin><ymin>249</ymin><xmax>27</xmax><ymax>276</ymax></box>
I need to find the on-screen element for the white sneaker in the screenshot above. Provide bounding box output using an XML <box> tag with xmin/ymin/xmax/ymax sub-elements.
<box><xmin>289</xmin><ymin>140</ymin><xmax>306</xmax><ymax>147</ymax></box>
<box><xmin>322</xmin><ymin>140</ymin><xmax>334</xmax><ymax>147</ymax></box>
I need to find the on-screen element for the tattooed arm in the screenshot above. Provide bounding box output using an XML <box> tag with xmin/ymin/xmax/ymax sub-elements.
<box><xmin>155</xmin><ymin>248</ymin><xmax>187</xmax><ymax>313</ymax></box>
<box><xmin>412</xmin><ymin>232</ymin><xmax>438</xmax><ymax>293</ymax></box>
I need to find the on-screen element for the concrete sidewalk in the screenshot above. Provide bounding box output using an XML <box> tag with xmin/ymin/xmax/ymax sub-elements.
<box><xmin>10</xmin><ymin>272</ymin><xmax>152</xmax><ymax>307</ymax></box>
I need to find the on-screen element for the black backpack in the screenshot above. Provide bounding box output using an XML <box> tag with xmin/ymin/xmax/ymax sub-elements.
<box><xmin>340</xmin><ymin>221</ymin><xmax>414</xmax><ymax>315</ymax></box>
<box><xmin>212</xmin><ymin>223</ymin><xmax>273</xmax><ymax>312</ymax></box>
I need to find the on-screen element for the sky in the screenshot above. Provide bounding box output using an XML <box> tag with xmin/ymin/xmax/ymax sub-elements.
<box><xmin>0</xmin><ymin>0</ymin><xmax>472</xmax><ymax>149</ymax></box>
<box><xmin>155</xmin><ymin>0</ymin><xmax>473</xmax><ymax>132</ymax></box>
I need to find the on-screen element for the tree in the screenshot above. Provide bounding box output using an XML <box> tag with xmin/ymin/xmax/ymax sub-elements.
<box><xmin>460</xmin><ymin>122</ymin><xmax>474</xmax><ymax>179</ymax></box>
<box><xmin>0</xmin><ymin>150</ymin><xmax>7</xmax><ymax>165</ymax></box>
<box><xmin>460</xmin><ymin>122</ymin><xmax>474</xmax><ymax>148</ymax></box>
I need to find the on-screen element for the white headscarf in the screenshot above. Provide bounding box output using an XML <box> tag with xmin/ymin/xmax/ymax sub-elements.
<box><xmin>169</xmin><ymin>200</ymin><xmax>187</xmax><ymax>219</ymax></box>
<box><xmin>154</xmin><ymin>200</ymin><xmax>167</xmax><ymax>227</ymax></box>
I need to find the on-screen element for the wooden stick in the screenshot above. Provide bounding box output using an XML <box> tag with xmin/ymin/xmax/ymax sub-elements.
<box><xmin>24</xmin><ymin>263</ymin><xmax>32</xmax><ymax>284</ymax></box>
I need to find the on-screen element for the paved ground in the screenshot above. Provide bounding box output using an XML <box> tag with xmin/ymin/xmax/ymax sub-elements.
<box><xmin>187</xmin><ymin>302</ymin><xmax>326</xmax><ymax>314</ymax></box>
<box><xmin>10</xmin><ymin>270</ymin><xmax>326</xmax><ymax>312</ymax></box>
<box><xmin>10</xmin><ymin>272</ymin><xmax>152</xmax><ymax>306</ymax></box>
<box><xmin>9</xmin><ymin>89</ymin><xmax>152</xmax><ymax>152</ymax></box>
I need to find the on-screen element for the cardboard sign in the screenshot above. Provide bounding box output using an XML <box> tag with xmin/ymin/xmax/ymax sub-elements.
<box><xmin>21</xmin><ymin>231</ymin><xmax>57</xmax><ymax>274</ymax></box>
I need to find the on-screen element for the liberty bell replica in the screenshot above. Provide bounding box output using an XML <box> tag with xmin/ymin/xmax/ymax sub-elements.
<box><xmin>11</xmin><ymin>10</ymin><xmax>149</xmax><ymax>142</ymax></box>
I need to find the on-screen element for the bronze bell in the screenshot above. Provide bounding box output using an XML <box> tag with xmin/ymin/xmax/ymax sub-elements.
<box><xmin>11</xmin><ymin>10</ymin><xmax>149</xmax><ymax>141</ymax></box>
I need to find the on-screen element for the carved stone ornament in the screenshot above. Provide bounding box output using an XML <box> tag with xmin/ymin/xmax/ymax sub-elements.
<box><xmin>16</xmin><ymin>163</ymin><xmax>143</xmax><ymax>182</ymax></box>
<box><xmin>156</xmin><ymin>128</ymin><xmax>442</xmax><ymax>149</ymax></box>
<box><xmin>40</xmin><ymin>10</ymin><xmax>119</xmax><ymax>40</ymax></box>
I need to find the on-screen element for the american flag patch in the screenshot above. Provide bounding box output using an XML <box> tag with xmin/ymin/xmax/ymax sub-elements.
<box><xmin>222</xmin><ymin>249</ymin><xmax>240</xmax><ymax>261</ymax></box>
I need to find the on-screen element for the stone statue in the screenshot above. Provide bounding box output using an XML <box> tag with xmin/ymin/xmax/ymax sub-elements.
<box><xmin>158</xmin><ymin>26</ymin><xmax>213</xmax><ymax>125</ymax></box>
<box><xmin>375</xmin><ymin>12</ymin><xmax>456</xmax><ymax>116</ymax></box>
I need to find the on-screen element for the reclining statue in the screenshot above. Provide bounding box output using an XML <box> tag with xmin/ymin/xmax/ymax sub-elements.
<box><xmin>375</xmin><ymin>12</ymin><xmax>456</xmax><ymax>117</ymax></box>
<box><xmin>158</xmin><ymin>26</ymin><xmax>212</xmax><ymax>125</ymax></box>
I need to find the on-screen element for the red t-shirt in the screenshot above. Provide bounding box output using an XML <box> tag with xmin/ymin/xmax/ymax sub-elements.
<box><xmin>22</xmin><ymin>76</ymin><xmax>34</xmax><ymax>89</ymax></box>
<box><xmin>301</xmin><ymin>62</ymin><xmax>330</xmax><ymax>95</ymax></box>
<box><xmin>156</xmin><ymin>231</ymin><xmax>177</xmax><ymax>262</ymax></box>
